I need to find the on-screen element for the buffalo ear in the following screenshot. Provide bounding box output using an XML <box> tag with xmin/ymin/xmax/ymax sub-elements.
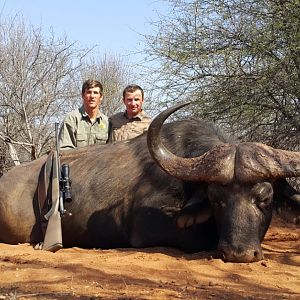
<box><xmin>182</xmin><ymin>183</ymin><xmax>208</xmax><ymax>213</ymax></box>
<box><xmin>177</xmin><ymin>187</ymin><xmax>212</xmax><ymax>229</ymax></box>
<box><xmin>273</xmin><ymin>178</ymin><xmax>300</xmax><ymax>224</ymax></box>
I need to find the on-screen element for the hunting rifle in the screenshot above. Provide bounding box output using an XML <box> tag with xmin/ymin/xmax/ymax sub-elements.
<box><xmin>42</xmin><ymin>123</ymin><xmax>72</xmax><ymax>252</ymax></box>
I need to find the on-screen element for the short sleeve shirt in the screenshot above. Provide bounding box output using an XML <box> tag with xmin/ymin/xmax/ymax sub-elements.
<box><xmin>108</xmin><ymin>110</ymin><xmax>152</xmax><ymax>143</ymax></box>
<box><xmin>59</xmin><ymin>106</ymin><xmax>109</xmax><ymax>149</ymax></box>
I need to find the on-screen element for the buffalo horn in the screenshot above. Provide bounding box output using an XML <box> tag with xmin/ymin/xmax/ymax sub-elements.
<box><xmin>235</xmin><ymin>142</ymin><xmax>300</xmax><ymax>182</ymax></box>
<box><xmin>147</xmin><ymin>102</ymin><xmax>236</xmax><ymax>184</ymax></box>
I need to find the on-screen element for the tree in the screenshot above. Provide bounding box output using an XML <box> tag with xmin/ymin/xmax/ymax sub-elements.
<box><xmin>0</xmin><ymin>15</ymin><xmax>139</xmax><ymax>174</ymax></box>
<box><xmin>78</xmin><ymin>53</ymin><xmax>134</xmax><ymax>117</ymax></box>
<box><xmin>144</xmin><ymin>0</ymin><xmax>300</xmax><ymax>149</ymax></box>
<box><xmin>0</xmin><ymin>16</ymin><xmax>91</xmax><ymax>170</ymax></box>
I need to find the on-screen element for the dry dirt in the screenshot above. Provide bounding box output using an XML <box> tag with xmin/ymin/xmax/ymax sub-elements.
<box><xmin>0</xmin><ymin>216</ymin><xmax>299</xmax><ymax>300</ymax></box>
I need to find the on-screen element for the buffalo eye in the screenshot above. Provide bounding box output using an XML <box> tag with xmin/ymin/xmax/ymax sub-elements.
<box><xmin>253</xmin><ymin>183</ymin><xmax>273</xmax><ymax>210</ymax></box>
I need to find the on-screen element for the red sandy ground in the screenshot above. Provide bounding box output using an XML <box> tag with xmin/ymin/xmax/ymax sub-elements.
<box><xmin>0</xmin><ymin>216</ymin><xmax>299</xmax><ymax>300</ymax></box>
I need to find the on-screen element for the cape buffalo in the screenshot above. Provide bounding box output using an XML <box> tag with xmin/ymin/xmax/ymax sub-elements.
<box><xmin>0</xmin><ymin>103</ymin><xmax>299</xmax><ymax>263</ymax></box>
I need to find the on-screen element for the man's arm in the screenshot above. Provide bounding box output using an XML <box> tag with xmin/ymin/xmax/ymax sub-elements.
<box><xmin>58</xmin><ymin>117</ymin><xmax>77</xmax><ymax>149</ymax></box>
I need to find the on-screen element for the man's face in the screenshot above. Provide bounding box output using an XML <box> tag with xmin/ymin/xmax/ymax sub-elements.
<box><xmin>123</xmin><ymin>89</ymin><xmax>144</xmax><ymax>118</ymax></box>
<box><xmin>82</xmin><ymin>87</ymin><xmax>103</xmax><ymax>111</ymax></box>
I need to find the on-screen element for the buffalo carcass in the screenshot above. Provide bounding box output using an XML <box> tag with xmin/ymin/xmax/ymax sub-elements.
<box><xmin>0</xmin><ymin>103</ymin><xmax>299</xmax><ymax>263</ymax></box>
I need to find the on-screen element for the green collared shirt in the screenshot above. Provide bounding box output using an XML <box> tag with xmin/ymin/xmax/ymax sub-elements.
<box><xmin>108</xmin><ymin>110</ymin><xmax>152</xmax><ymax>143</ymax></box>
<box><xmin>59</xmin><ymin>106</ymin><xmax>109</xmax><ymax>149</ymax></box>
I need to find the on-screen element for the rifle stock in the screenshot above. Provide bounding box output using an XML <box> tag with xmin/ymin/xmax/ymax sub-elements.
<box><xmin>42</xmin><ymin>206</ymin><xmax>62</xmax><ymax>252</ymax></box>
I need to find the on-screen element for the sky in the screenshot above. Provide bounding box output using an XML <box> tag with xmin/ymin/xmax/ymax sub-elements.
<box><xmin>0</xmin><ymin>0</ymin><xmax>169</xmax><ymax>66</ymax></box>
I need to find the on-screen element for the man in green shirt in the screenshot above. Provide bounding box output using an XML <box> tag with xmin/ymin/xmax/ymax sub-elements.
<box><xmin>59</xmin><ymin>79</ymin><xmax>109</xmax><ymax>149</ymax></box>
<box><xmin>108</xmin><ymin>84</ymin><xmax>152</xmax><ymax>143</ymax></box>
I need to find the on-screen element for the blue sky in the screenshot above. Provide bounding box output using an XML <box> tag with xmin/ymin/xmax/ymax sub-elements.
<box><xmin>0</xmin><ymin>0</ymin><xmax>169</xmax><ymax>65</ymax></box>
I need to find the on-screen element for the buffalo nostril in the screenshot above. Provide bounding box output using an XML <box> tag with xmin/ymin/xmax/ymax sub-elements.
<box><xmin>221</xmin><ymin>251</ymin><xmax>226</xmax><ymax>261</ymax></box>
<box><xmin>254</xmin><ymin>250</ymin><xmax>259</xmax><ymax>258</ymax></box>
<box><xmin>252</xmin><ymin>249</ymin><xmax>263</xmax><ymax>261</ymax></box>
<box><xmin>218</xmin><ymin>244</ymin><xmax>230</xmax><ymax>261</ymax></box>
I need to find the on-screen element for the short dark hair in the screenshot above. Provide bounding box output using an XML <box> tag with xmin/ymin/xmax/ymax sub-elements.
<box><xmin>122</xmin><ymin>84</ymin><xmax>144</xmax><ymax>100</ymax></box>
<box><xmin>82</xmin><ymin>79</ymin><xmax>103</xmax><ymax>95</ymax></box>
